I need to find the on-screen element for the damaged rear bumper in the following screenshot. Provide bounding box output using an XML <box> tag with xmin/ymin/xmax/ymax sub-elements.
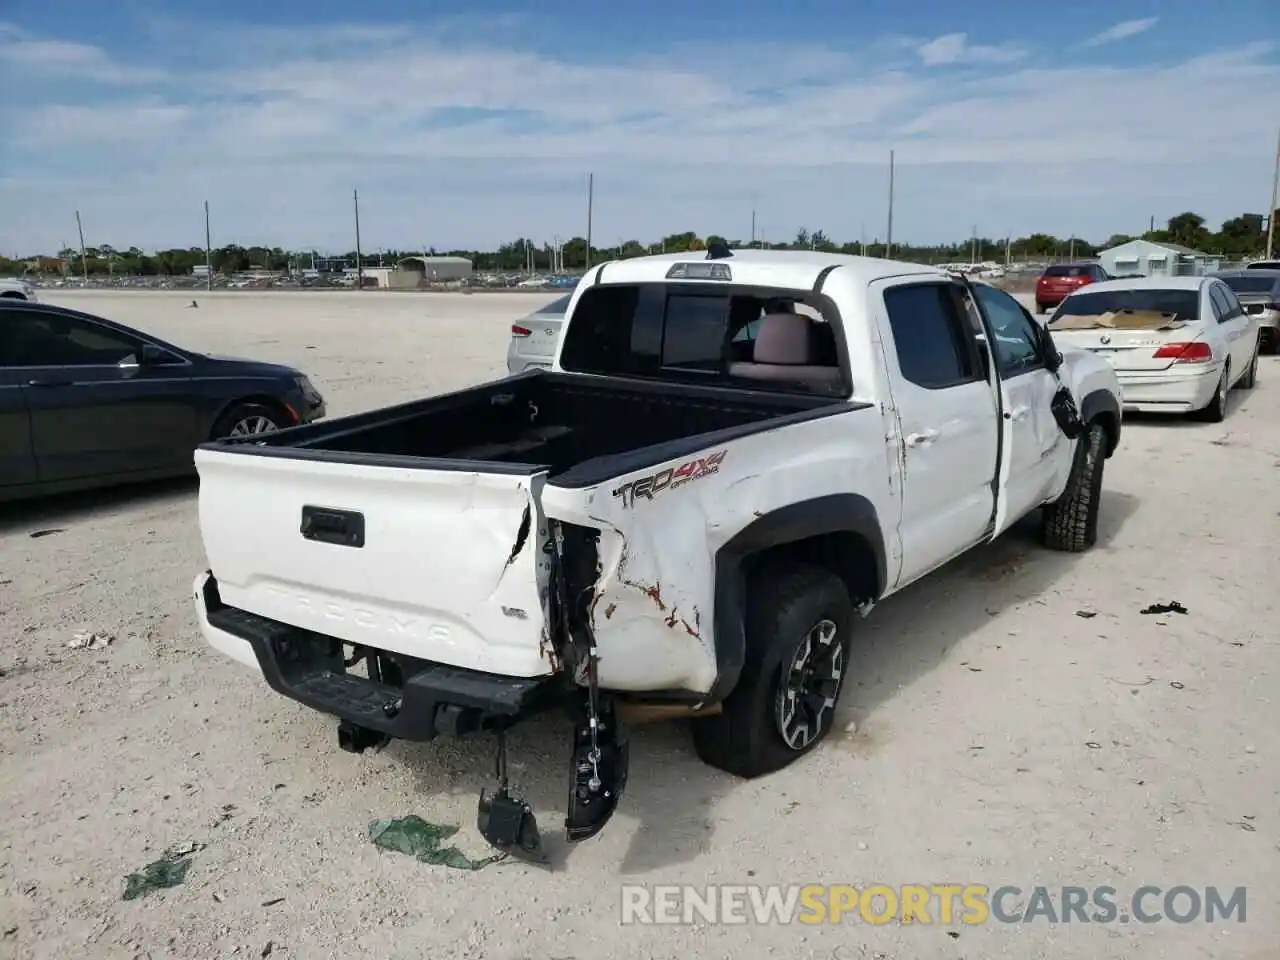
<box><xmin>193</xmin><ymin>571</ymin><xmax>561</xmax><ymax>740</ymax></box>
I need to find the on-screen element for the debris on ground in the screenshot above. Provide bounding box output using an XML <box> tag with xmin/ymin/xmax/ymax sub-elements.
<box><xmin>28</xmin><ymin>528</ymin><xmax>64</xmax><ymax>539</ymax></box>
<box><xmin>1169</xmin><ymin>681</ymin><xmax>1185</xmax><ymax>690</ymax></box>
<box><xmin>122</xmin><ymin>842</ymin><xmax>205</xmax><ymax>900</ymax></box>
<box><xmin>367</xmin><ymin>815</ymin><xmax>506</xmax><ymax>871</ymax></box>
<box><xmin>67</xmin><ymin>631</ymin><xmax>114</xmax><ymax>650</ymax></box>
<box><xmin>1140</xmin><ymin>601</ymin><xmax>1188</xmax><ymax>616</ymax></box>
<box><xmin>1075</xmin><ymin>610</ymin><xmax>1098</xmax><ymax>619</ymax></box>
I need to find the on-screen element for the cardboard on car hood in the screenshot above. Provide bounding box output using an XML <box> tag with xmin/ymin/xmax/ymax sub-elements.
<box><xmin>1052</xmin><ymin>309</ymin><xmax>1183</xmax><ymax>331</ymax></box>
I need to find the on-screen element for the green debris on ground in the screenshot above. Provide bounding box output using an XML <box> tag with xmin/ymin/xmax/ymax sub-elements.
<box><xmin>367</xmin><ymin>816</ymin><xmax>506</xmax><ymax>871</ymax></box>
<box><xmin>122</xmin><ymin>843</ymin><xmax>202</xmax><ymax>900</ymax></box>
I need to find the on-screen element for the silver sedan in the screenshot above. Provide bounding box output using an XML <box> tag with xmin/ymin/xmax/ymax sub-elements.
<box><xmin>506</xmin><ymin>293</ymin><xmax>572</xmax><ymax>374</ymax></box>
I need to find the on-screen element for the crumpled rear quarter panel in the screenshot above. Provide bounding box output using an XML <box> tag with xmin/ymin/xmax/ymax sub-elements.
<box><xmin>540</xmin><ymin>407</ymin><xmax>887</xmax><ymax>696</ymax></box>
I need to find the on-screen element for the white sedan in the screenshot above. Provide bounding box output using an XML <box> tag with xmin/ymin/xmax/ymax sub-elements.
<box><xmin>1046</xmin><ymin>276</ymin><xmax>1259</xmax><ymax>421</ymax></box>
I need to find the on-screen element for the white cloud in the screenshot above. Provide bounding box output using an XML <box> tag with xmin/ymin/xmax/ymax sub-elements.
<box><xmin>916</xmin><ymin>33</ymin><xmax>1026</xmax><ymax>67</ymax></box>
<box><xmin>0</xmin><ymin>23</ymin><xmax>164</xmax><ymax>84</ymax></box>
<box><xmin>0</xmin><ymin>19</ymin><xmax>1276</xmax><ymax>254</ymax></box>
<box><xmin>1082</xmin><ymin>18</ymin><xmax>1159</xmax><ymax>49</ymax></box>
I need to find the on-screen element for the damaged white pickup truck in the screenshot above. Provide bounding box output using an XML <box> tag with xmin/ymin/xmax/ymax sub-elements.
<box><xmin>192</xmin><ymin>248</ymin><xmax>1122</xmax><ymax>860</ymax></box>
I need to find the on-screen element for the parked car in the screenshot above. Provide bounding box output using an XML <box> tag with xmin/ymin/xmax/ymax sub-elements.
<box><xmin>1046</xmin><ymin>276</ymin><xmax>1259</xmax><ymax>421</ymax></box>
<box><xmin>1213</xmin><ymin>270</ymin><xmax>1280</xmax><ymax>354</ymax></box>
<box><xmin>0</xmin><ymin>300</ymin><xmax>325</xmax><ymax>502</ymax></box>
<box><xmin>1245</xmin><ymin>260</ymin><xmax>1280</xmax><ymax>270</ymax></box>
<box><xmin>0</xmin><ymin>279</ymin><xmax>37</xmax><ymax>301</ymax></box>
<box><xmin>1035</xmin><ymin>263</ymin><xmax>1109</xmax><ymax>313</ymax></box>
<box><xmin>191</xmin><ymin>248</ymin><xmax>1122</xmax><ymax>860</ymax></box>
<box><xmin>506</xmin><ymin>292</ymin><xmax>572</xmax><ymax>374</ymax></box>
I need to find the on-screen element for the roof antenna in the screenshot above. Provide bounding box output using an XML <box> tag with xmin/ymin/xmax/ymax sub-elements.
<box><xmin>705</xmin><ymin>242</ymin><xmax>733</xmax><ymax>260</ymax></box>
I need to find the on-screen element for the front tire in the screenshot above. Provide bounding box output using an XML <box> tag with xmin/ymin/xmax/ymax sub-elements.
<box><xmin>692</xmin><ymin>562</ymin><xmax>853</xmax><ymax>778</ymax></box>
<box><xmin>1042</xmin><ymin>420</ymin><xmax>1106</xmax><ymax>553</ymax></box>
<box><xmin>211</xmin><ymin>402</ymin><xmax>289</xmax><ymax>440</ymax></box>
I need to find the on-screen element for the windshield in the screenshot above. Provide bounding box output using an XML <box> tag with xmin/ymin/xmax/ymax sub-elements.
<box><xmin>1218</xmin><ymin>275</ymin><xmax>1278</xmax><ymax>294</ymax></box>
<box><xmin>535</xmin><ymin>293</ymin><xmax>573</xmax><ymax>314</ymax></box>
<box><xmin>1050</xmin><ymin>288</ymin><xmax>1200</xmax><ymax>325</ymax></box>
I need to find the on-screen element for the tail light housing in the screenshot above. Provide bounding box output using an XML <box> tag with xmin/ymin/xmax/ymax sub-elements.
<box><xmin>511</xmin><ymin>324</ymin><xmax>532</xmax><ymax>337</ymax></box>
<box><xmin>1152</xmin><ymin>341</ymin><xmax>1212</xmax><ymax>363</ymax></box>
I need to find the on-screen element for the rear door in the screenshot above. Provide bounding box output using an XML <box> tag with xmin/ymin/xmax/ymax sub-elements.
<box><xmin>196</xmin><ymin>447</ymin><xmax>553</xmax><ymax>677</ymax></box>
<box><xmin>1209</xmin><ymin>283</ymin><xmax>1253</xmax><ymax>374</ymax></box>
<box><xmin>875</xmin><ymin>279</ymin><xmax>998</xmax><ymax>586</ymax></box>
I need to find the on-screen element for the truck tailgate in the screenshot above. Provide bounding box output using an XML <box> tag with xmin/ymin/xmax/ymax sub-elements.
<box><xmin>195</xmin><ymin>447</ymin><xmax>551</xmax><ymax>678</ymax></box>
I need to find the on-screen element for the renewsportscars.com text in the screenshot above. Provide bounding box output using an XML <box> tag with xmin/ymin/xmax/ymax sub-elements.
<box><xmin>620</xmin><ymin>884</ymin><xmax>1247</xmax><ymax>926</ymax></box>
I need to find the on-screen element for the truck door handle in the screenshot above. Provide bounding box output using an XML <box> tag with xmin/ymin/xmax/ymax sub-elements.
<box><xmin>1006</xmin><ymin>406</ymin><xmax>1030</xmax><ymax>422</ymax></box>
<box><xmin>300</xmin><ymin>505</ymin><xmax>365</xmax><ymax>547</ymax></box>
<box><xmin>27</xmin><ymin>379</ymin><xmax>73</xmax><ymax>388</ymax></box>
<box><xmin>905</xmin><ymin>429</ymin><xmax>939</xmax><ymax>447</ymax></box>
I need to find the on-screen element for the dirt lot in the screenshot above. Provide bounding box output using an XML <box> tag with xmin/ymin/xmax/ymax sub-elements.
<box><xmin>2</xmin><ymin>290</ymin><xmax>1277</xmax><ymax>960</ymax></box>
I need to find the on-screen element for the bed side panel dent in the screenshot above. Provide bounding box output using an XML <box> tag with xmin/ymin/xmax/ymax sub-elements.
<box><xmin>540</xmin><ymin>407</ymin><xmax>892</xmax><ymax>695</ymax></box>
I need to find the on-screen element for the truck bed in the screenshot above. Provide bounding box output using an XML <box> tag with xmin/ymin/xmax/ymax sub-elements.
<box><xmin>230</xmin><ymin>370</ymin><xmax>840</xmax><ymax>482</ymax></box>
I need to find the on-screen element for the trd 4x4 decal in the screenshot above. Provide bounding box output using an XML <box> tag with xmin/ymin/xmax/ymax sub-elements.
<box><xmin>611</xmin><ymin>450</ymin><xmax>727</xmax><ymax>508</ymax></box>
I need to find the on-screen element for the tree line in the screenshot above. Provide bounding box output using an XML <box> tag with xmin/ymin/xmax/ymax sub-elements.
<box><xmin>3</xmin><ymin>211</ymin><xmax>1272</xmax><ymax>278</ymax></box>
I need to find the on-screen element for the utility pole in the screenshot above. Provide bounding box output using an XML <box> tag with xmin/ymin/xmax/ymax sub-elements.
<box><xmin>1069</xmin><ymin>236</ymin><xmax>1076</xmax><ymax>260</ymax></box>
<box><xmin>74</xmin><ymin>210</ymin><xmax>88</xmax><ymax>283</ymax></box>
<box><xmin>886</xmin><ymin>149</ymin><xmax>895</xmax><ymax>258</ymax></box>
<box><xmin>751</xmin><ymin>208</ymin><xmax>757</xmax><ymax>248</ymax></box>
<box><xmin>860</xmin><ymin>223</ymin><xmax>866</xmax><ymax>257</ymax></box>
<box><xmin>203</xmin><ymin>200</ymin><xmax>213</xmax><ymax>291</ymax></box>
<box><xmin>353</xmin><ymin>188</ymin><xmax>363</xmax><ymax>290</ymax></box>
<box><xmin>1266</xmin><ymin>125</ymin><xmax>1280</xmax><ymax>260</ymax></box>
<box><xmin>970</xmin><ymin>225</ymin><xmax>977</xmax><ymax>265</ymax></box>
<box><xmin>1004</xmin><ymin>235</ymin><xmax>1011</xmax><ymax>266</ymax></box>
<box><xmin>585</xmin><ymin>173</ymin><xmax>594</xmax><ymax>271</ymax></box>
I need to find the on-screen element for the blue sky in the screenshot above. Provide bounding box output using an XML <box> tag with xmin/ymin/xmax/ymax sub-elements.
<box><xmin>1</xmin><ymin>0</ymin><xmax>1277</xmax><ymax>254</ymax></box>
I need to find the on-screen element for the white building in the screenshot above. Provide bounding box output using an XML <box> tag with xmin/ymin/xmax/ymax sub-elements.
<box><xmin>396</xmin><ymin>256</ymin><xmax>473</xmax><ymax>284</ymax></box>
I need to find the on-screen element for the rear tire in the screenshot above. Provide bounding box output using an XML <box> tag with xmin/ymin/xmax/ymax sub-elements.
<box><xmin>211</xmin><ymin>401</ymin><xmax>289</xmax><ymax>440</ymax></box>
<box><xmin>1196</xmin><ymin>364</ymin><xmax>1229</xmax><ymax>422</ymax></box>
<box><xmin>1035</xmin><ymin>301</ymin><xmax>1048</xmax><ymax>314</ymax></box>
<box><xmin>1042</xmin><ymin>420</ymin><xmax>1106</xmax><ymax>553</ymax></box>
<box><xmin>1239</xmin><ymin>343</ymin><xmax>1258</xmax><ymax>389</ymax></box>
<box><xmin>692</xmin><ymin>562</ymin><xmax>853</xmax><ymax>778</ymax></box>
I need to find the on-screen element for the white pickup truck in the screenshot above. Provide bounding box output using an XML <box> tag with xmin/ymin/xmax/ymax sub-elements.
<box><xmin>192</xmin><ymin>248</ymin><xmax>1122</xmax><ymax>860</ymax></box>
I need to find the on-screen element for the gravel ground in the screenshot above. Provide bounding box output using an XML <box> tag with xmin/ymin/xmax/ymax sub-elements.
<box><xmin>1</xmin><ymin>290</ymin><xmax>1277</xmax><ymax>960</ymax></box>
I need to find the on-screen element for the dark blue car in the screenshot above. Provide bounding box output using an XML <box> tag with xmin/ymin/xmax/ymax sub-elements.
<box><xmin>0</xmin><ymin>300</ymin><xmax>325</xmax><ymax>502</ymax></box>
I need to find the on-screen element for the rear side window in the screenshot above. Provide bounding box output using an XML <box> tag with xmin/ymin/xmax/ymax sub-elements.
<box><xmin>883</xmin><ymin>284</ymin><xmax>976</xmax><ymax>388</ymax></box>
<box><xmin>559</xmin><ymin>283</ymin><xmax>847</xmax><ymax>394</ymax></box>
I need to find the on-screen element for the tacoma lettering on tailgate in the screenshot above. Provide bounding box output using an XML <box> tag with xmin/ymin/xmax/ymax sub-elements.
<box><xmin>611</xmin><ymin>450</ymin><xmax>727</xmax><ymax>509</ymax></box>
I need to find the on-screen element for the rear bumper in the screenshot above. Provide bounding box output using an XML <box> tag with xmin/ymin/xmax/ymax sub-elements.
<box><xmin>1114</xmin><ymin>365</ymin><xmax>1221</xmax><ymax>413</ymax></box>
<box><xmin>193</xmin><ymin>571</ymin><xmax>561</xmax><ymax>740</ymax></box>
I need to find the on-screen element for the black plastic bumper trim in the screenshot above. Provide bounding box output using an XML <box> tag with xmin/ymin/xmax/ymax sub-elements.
<box><xmin>201</xmin><ymin>574</ymin><xmax>560</xmax><ymax>740</ymax></box>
